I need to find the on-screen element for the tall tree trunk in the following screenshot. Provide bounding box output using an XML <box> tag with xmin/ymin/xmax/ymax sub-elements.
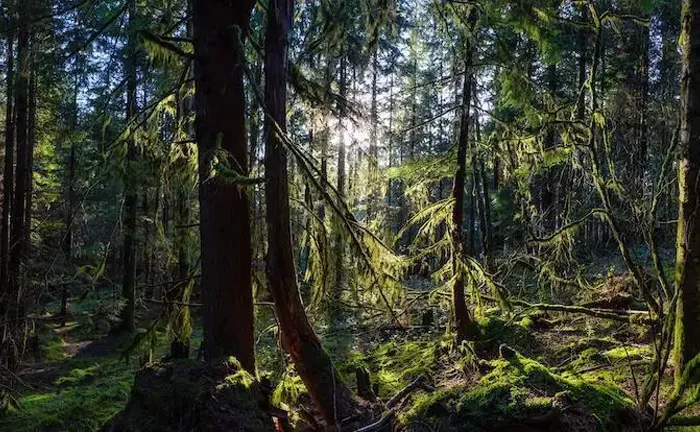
<box><xmin>60</xmin><ymin>79</ymin><xmax>78</xmax><ymax>325</ymax></box>
<box><xmin>673</xmin><ymin>0</ymin><xmax>700</xmax><ymax>382</ymax></box>
<box><xmin>1</xmin><ymin>18</ymin><xmax>15</xmax><ymax>301</ymax></box>
<box><xmin>542</xmin><ymin>63</ymin><xmax>556</xmax><ymax>231</ymax></box>
<box><xmin>332</xmin><ymin>55</ymin><xmax>347</xmax><ymax>321</ymax></box>
<box><xmin>263</xmin><ymin>0</ymin><xmax>356</xmax><ymax>428</ymax></box>
<box><xmin>636</xmin><ymin>22</ymin><xmax>650</xmax><ymax>191</ymax></box>
<box><xmin>452</xmin><ymin>59</ymin><xmax>478</xmax><ymax>342</ymax></box>
<box><xmin>472</xmin><ymin>110</ymin><xmax>492</xmax><ymax>265</ymax></box>
<box><xmin>7</xmin><ymin>0</ymin><xmax>30</xmax><ymax>370</ymax></box>
<box><xmin>576</xmin><ymin>4</ymin><xmax>588</xmax><ymax>120</ymax></box>
<box><xmin>368</xmin><ymin>50</ymin><xmax>379</xmax><ymax>220</ymax></box>
<box><xmin>23</xmin><ymin>59</ymin><xmax>34</xmax><ymax>284</ymax></box>
<box><xmin>169</xmin><ymin>0</ymin><xmax>194</xmax><ymax>359</ymax></box>
<box><xmin>0</xmin><ymin>1</ymin><xmax>15</xmax><ymax>376</ymax></box>
<box><xmin>120</xmin><ymin>0</ymin><xmax>138</xmax><ymax>333</ymax></box>
<box><xmin>192</xmin><ymin>0</ymin><xmax>255</xmax><ymax>370</ymax></box>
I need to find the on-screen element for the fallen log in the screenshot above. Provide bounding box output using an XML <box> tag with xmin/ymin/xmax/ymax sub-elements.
<box><xmin>481</xmin><ymin>295</ymin><xmax>654</xmax><ymax>324</ymax></box>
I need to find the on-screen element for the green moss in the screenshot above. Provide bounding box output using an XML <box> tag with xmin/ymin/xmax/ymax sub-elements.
<box><xmin>400</xmin><ymin>352</ymin><xmax>636</xmax><ymax>431</ymax></box>
<box><xmin>603</xmin><ymin>345</ymin><xmax>651</xmax><ymax>362</ymax></box>
<box><xmin>478</xmin><ymin>315</ymin><xmax>539</xmax><ymax>357</ymax></box>
<box><xmin>1</xmin><ymin>359</ymin><xmax>135</xmax><ymax>431</ymax></box>
<box><xmin>55</xmin><ymin>363</ymin><xmax>103</xmax><ymax>386</ymax></box>
<box><xmin>272</xmin><ymin>370</ymin><xmax>307</xmax><ymax>407</ymax></box>
<box><xmin>43</xmin><ymin>335</ymin><xmax>68</xmax><ymax>362</ymax></box>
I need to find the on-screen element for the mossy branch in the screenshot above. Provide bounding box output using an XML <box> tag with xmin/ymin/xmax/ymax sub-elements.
<box><xmin>481</xmin><ymin>295</ymin><xmax>653</xmax><ymax>324</ymax></box>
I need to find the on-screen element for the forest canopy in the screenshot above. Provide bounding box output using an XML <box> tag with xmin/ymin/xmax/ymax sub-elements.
<box><xmin>1</xmin><ymin>0</ymin><xmax>700</xmax><ymax>431</ymax></box>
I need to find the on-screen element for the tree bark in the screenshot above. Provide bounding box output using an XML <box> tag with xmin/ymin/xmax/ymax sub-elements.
<box><xmin>23</xmin><ymin>57</ymin><xmax>34</xmax><ymax>284</ymax></box>
<box><xmin>60</xmin><ymin>78</ymin><xmax>78</xmax><ymax>326</ymax></box>
<box><xmin>452</xmin><ymin>63</ymin><xmax>478</xmax><ymax>342</ymax></box>
<box><xmin>674</xmin><ymin>0</ymin><xmax>700</xmax><ymax>383</ymax></box>
<box><xmin>263</xmin><ymin>0</ymin><xmax>356</xmax><ymax>427</ymax></box>
<box><xmin>192</xmin><ymin>0</ymin><xmax>255</xmax><ymax>371</ymax></box>
<box><xmin>6</xmin><ymin>0</ymin><xmax>30</xmax><ymax>371</ymax></box>
<box><xmin>119</xmin><ymin>0</ymin><xmax>138</xmax><ymax>333</ymax></box>
<box><xmin>333</xmin><ymin>55</ymin><xmax>347</xmax><ymax>322</ymax></box>
<box><xmin>1</xmin><ymin>15</ymin><xmax>14</xmax><ymax>302</ymax></box>
<box><xmin>368</xmin><ymin>50</ymin><xmax>379</xmax><ymax>220</ymax></box>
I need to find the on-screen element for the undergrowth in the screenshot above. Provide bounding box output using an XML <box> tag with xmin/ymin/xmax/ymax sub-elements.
<box><xmin>400</xmin><ymin>351</ymin><xmax>638</xmax><ymax>431</ymax></box>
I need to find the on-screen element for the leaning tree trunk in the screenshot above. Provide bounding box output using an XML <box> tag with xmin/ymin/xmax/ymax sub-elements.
<box><xmin>673</xmin><ymin>0</ymin><xmax>700</xmax><ymax>383</ymax></box>
<box><xmin>263</xmin><ymin>0</ymin><xmax>356</xmax><ymax>427</ymax></box>
<box><xmin>192</xmin><ymin>0</ymin><xmax>255</xmax><ymax>371</ymax></box>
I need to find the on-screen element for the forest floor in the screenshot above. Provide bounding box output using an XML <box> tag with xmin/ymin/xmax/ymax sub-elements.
<box><xmin>0</xmin><ymin>278</ymin><xmax>695</xmax><ymax>431</ymax></box>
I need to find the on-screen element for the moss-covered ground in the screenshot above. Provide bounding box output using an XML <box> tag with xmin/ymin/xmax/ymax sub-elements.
<box><xmin>0</xmin><ymin>288</ymin><xmax>686</xmax><ymax>431</ymax></box>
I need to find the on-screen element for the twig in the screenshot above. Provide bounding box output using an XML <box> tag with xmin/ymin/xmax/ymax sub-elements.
<box><xmin>354</xmin><ymin>409</ymin><xmax>397</xmax><ymax>432</ymax></box>
<box><xmin>386</xmin><ymin>375</ymin><xmax>428</xmax><ymax>409</ymax></box>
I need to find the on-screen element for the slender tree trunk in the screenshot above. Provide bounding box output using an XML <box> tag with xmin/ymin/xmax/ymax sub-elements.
<box><xmin>576</xmin><ymin>4</ymin><xmax>588</xmax><ymax>120</ymax></box>
<box><xmin>23</xmin><ymin>60</ymin><xmax>35</xmax><ymax>284</ymax></box>
<box><xmin>472</xmin><ymin>111</ymin><xmax>492</xmax><ymax>265</ymax></box>
<box><xmin>636</xmin><ymin>23</ymin><xmax>650</xmax><ymax>191</ymax></box>
<box><xmin>674</xmin><ymin>0</ymin><xmax>700</xmax><ymax>382</ymax></box>
<box><xmin>192</xmin><ymin>0</ymin><xmax>255</xmax><ymax>370</ymax></box>
<box><xmin>6</xmin><ymin>0</ymin><xmax>30</xmax><ymax>370</ymax></box>
<box><xmin>60</xmin><ymin>80</ymin><xmax>78</xmax><ymax>326</ymax></box>
<box><xmin>120</xmin><ymin>0</ymin><xmax>138</xmax><ymax>333</ymax></box>
<box><xmin>333</xmin><ymin>55</ymin><xmax>347</xmax><ymax>321</ymax></box>
<box><xmin>169</xmin><ymin>0</ymin><xmax>194</xmax><ymax>359</ymax></box>
<box><xmin>542</xmin><ymin>63</ymin><xmax>556</xmax><ymax>231</ymax></box>
<box><xmin>263</xmin><ymin>0</ymin><xmax>356</xmax><ymax>427</ymax></box>
<box><xmin>0</xmin><ymin>2</ymin><xmax>15</xmax><ymax>376</ymax></box>
<box><xmin>387</xmin><ymin>70</ymin><xmax>395</xmax><ymax>231</ymax></box>
<box><xmin>467</xmin><ymin>173</ymin><xmax>476</xmax><ymax>256</ymax></box>
<box><xmin>452</xmin><ymin>59</ymin><xmax>478</xmax><ymax>342</ymax></box>
<box><xmin>1</xmin><ymin>20</ymin><xmax>15</xmax><ymax>301</ymax></box>
<box><xmin>368</xmin><ymin>50</ymin><xmax>379</xmax><ymax>220</ymax></box>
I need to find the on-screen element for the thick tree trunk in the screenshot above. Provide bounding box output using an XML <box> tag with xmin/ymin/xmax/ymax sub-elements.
<box><xmin>192</xmin><ymin>0</ymin><xmax>255</xmax><ymax>371</ymax></box>
<box><xmin>263</xmin><ymin>0</ymin><xmax>356</xmax><ymax>427</ymax></box>
<box><xmin>674</xmin><ymin>0</ymin><xmax>700</xmax><ymax>382</ymax></box>
<box><xmin>120</xmin><ymin>0</ymin><xmax>138</xmax><ymax>333</ymax></box>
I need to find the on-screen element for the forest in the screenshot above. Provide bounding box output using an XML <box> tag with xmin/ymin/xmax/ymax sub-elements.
<box><xmin>0</xmin><ymin>0</ymin><xmax>699</xmax><ymax>430</ymax></box>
